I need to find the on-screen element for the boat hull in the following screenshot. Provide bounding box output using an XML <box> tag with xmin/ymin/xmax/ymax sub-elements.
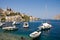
<box><xmin>2</xmin><ymin>26</ymin><xmax>18</xmax><ymax>31</ymax></box>
<box><xmin>29</xmin><ymin>31</ymin><xmax>41</xmax><ymax>38</ymax></box>
<box><xmin>23</xmin><ymin>22</ymin><xmax>29</xmax><ymax>28</ymax></box>
<box><xmin>41</xmin><ymin>28</ymin><xmax>50</xmax><ymax>31</ymax></box>
<box><xmin>3</xmin><ymin>28</ymin><xmax>18</xmax><ymax>31</ymax></box>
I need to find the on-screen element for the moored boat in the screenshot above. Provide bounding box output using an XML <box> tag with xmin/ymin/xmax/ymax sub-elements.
<box><xmin>29</xmin><ymin>31</ymin><xmax>41</xmax><ymax>38</ymax></box>
<box><xmin>0</xmin><ymin>22</ymin><xmax>5</xmax><ymax>28</ymax></box>
<box><xmin>38</xmin><ymin>23</ymin><xmax>52</xmax><ymax>30</ymax></box>
<box><xmin>2</xmin><ymin>26</ymin><xmax>18</xmax><ymax>31</ymax></box>
<box><xmin>12</xmin><ymin>21</ymin><xmax>20</xmax><ymax>25</ymax></box>
<box><xmin>23</xmin><ymin>22</ymin><xmax>29</xmax><ymax>28</ymax></box>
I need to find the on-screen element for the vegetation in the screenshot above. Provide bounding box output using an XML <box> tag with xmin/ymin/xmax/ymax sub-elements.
<box><xmin>1</xmin><ymin>17</ymin><xmax>6</xmax><ymax>22</ymax></box>
<box><xmin>22</xmin><ymin>15</ymin><xmax>30</xmax><ymax>22</ymax></box>
<box><xmin>6</xmin><ymin>13</ymin><xmax>16</xmax><ymax>16</ymax></box>
<box><xmin>0</xmin><ymin>8</ymin><xmax>39</xmax><ymax>22</ymax></box>
<box><xmin>0</xmin><ymin>14</ymin><xmax>4</xmax><ymax>17</ymax></box>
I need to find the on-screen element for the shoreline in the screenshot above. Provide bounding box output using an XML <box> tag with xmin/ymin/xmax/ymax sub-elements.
<box><xmin>0</xmin><ymin>32</ymin><xmax>32</xmax><ymax>40</ymax></box>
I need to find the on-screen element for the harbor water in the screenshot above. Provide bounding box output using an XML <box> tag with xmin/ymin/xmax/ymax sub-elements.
<box><xmin>0</xmin><ymin>20</ymin><xmax>60</xmax><ymax>40</ymax></box>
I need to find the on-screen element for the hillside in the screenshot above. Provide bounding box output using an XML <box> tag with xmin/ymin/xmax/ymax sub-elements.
<box><xmin>0</xmin><ymin>8</ymin><xmax>40</xmax><ymax>22</ymax></box>
<box><xmin>54</xmin><ymin>14</ymin><xmax>60</xmax><ymax>20</ymax></box>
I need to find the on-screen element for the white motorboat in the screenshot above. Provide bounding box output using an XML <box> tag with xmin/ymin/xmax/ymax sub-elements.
<box><xmin>23</xmin><ymin>22</ymin><xmax>29</xmax><ymax>28</ymax></box>
<box><xmin>42</xmin><ymin>23</ymin><xmax>52</xmax><ymax>28</ymax></box>
<box><xmin>38</xmin><ymin>23</ymin><xmax>52</xmax><ymax>30</ymax></box>
<box><xmin>29</xmin><ymin>31</ymin><xmax>41</xmax><ymax>38</ymax></box>
<box><xmin>2</xmin><ymin>26</ymin><xmax>18</xmax><ymax>31</ymax></box>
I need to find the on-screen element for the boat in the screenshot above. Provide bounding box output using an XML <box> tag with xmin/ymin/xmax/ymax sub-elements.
<box><xmin>2</xmin><ymin>26</ymin><xmax>18</xmax><ymax>31</ymax></box>
<box><xmin>38</xmin><ymin>23</ymin><xmax>52</xmax><ymax>30</ymax></box>
<box><xmin>0</xmin><ymin>22</ymin><xmax>5</xmax><ymax>27</ymax></box>
<box><xmin>12</xmin><ymin>21</ymin><xmax>20</xmax><ymax>25</ymax></box>
<box><xmin>23</xmin><ymin>22</ymin><xmax>29</xmax><ymax>28</ymax></box>
<box><xmin>42</xmin><ymin>23</ymin><xmax>52</xmax><ymax>28</ymax></box>
<box><xmin>12</xmin><ymin>21</ymin><xmax>16</xmax><ymax>25</ymax></box>
<box><xmin>29</xmin><ymin>31</ymin><xmax>41</xmax><ymax>38</ymax></box>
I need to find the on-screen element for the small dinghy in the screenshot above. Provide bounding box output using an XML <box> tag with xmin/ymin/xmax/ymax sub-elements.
<box><xmin>23</xmin><ymin>22</ymin><xmax>29</xmax><ymax>28</ymax></box>
<box><xmin>29</xmin><ymin>31</ymin><xmax>41</xmax><ymax>38</ymax></box>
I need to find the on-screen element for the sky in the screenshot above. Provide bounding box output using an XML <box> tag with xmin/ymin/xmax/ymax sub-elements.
<box><xmin>0</xmin><ymin>0</ymin><xmax>60</xmax><ymax>19</ymax></box>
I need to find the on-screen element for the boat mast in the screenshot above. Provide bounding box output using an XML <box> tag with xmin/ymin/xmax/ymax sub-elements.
<box><xmin>45</xmin><ymin>3</ymin><xmax>48</xmax><ymax>19</ymax></box>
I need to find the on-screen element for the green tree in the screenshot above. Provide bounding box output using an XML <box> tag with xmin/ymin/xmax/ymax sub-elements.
<box><xmin>1</xmin><ymin>18</ymin><xmax>6</xmax><ymax>22</ymax></box>
<box><xmin>22</xmin><ymin>15</ymin><xmax>29</xmax><ymax>22</ymax></box>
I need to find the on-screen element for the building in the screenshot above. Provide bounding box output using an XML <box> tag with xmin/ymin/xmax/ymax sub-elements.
<box><xmin>5</xmin><ymin>15</ymin><xmax>22</xmax><ymax>22</ymax></box>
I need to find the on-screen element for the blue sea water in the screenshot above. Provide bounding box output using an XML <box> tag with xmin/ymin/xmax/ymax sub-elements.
<box><xmin>0</xmin><ymin>20</ymin><xmax>60</xmax><ymax>40</ymax></box>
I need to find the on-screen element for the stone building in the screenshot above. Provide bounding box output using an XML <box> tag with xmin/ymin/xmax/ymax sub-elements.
<box><xmin>5</xmin><ymin>15</ymin><xmax>22</xmax><ymax>22</ymax></box>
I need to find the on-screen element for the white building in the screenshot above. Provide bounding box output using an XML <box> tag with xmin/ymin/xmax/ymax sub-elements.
<box><xmin>5</xmin><ymin>15</ymin><xmax>22</xmax><ymax>22</ymax></box>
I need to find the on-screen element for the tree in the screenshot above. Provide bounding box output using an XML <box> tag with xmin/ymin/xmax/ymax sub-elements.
<box><xmin>1</xmin><ymin>18</ymin><xmax>6</xmax><ymax>22</ymax></box>
<box><xmin>22</xmin><ymin>15</ymin><xmax>29</xmax><ymax>22</ymax></box>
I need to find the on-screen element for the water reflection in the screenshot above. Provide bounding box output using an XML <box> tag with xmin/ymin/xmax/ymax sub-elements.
<box><xmin>42</xmin><ymin>29</ymin><xmax>51</xmax><ymax>34</ymax></box>
<box><xmin>3</xmin><ymin>29</ymin><xmax>18</xmax><ymax>33</ymax></box>
<box><xmin>32</xmin><ymin>36</ymin><xmax>40</xmax><ymax>40</ymax></box>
